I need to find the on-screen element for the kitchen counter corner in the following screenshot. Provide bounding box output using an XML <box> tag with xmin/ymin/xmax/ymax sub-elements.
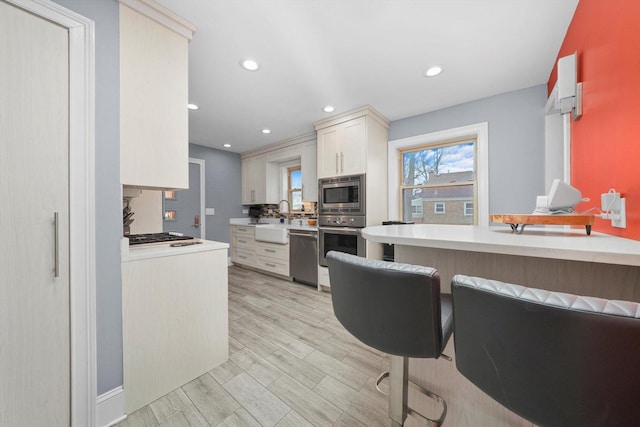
<box><xmin>122</xmin><ymin>239</ymin><xmax>229</xmax><ymax>262</ymax></box>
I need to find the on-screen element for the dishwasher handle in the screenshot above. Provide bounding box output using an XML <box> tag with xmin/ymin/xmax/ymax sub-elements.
<box><xmin>289</xmin><ymin>231</ymin><xmax>317</xmax><ymax>238</ymax></box>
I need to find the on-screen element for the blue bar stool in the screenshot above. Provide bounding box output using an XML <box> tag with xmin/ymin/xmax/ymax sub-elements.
<box><xmin>327</xmin><ymin>251</ymin><xmax>453</xmax><ymax>426</ymax></box>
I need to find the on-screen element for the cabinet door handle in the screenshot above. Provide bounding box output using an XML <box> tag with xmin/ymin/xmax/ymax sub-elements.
<box><xmin>341</xmin><ymin>152</ymin><xmax>344</xmax><ymax>172</ymax></box>
<box><xmin>54</xmin><ymin>212</ymin><xmax>59</xmax><ymax>278</ymax></box>
<box><xmin>335</xmin><ymin>153</ymin><xmax>339</xmax><ymax>173</ymax></box>
<box><xmin>265</xmin><ymin>248</ymin><xmax>276</xmax><ymax>253</ymax></box>
<box><xmin>238</xmin><ymin>239</ymin><xmax>247</xmax><ymax>244</ymax></box>
<box><xmin>265</xmin><ymin>262</ymin><xmax>276</xmax><ymax>268</ymax></box>
<box><xmin>301</xmin><ymin>184</ymin><xmax>304</xmax><ymax>201</ymax></box>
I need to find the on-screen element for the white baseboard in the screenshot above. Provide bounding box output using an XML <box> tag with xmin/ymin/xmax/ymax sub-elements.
<box><xmin>97</xmin><ymin>386</ymin><xmax>126</xmax><ymax>427</ymax></box>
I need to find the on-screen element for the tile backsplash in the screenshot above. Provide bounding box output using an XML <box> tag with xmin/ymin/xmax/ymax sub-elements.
<box><xmin>252</xmin><ymin>202</ymin><xmax>317</xmax><ymax>219</ymax></box>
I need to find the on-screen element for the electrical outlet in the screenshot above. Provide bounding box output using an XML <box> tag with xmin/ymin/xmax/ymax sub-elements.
<box><xmin>612</xmin><ymin>198</ymin><xmax>627</xmax><ymax>228</ymax></box>
<box><xmin>601</xmin><ymin>192</ymin><xmax>621</xmax><ymax>212</ymax></box>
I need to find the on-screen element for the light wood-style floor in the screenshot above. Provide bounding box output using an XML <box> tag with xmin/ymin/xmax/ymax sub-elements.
<box><xmin>116</xmin><ymin>265</ymin><xmax>394</xmax><ymax>427</ymax></box>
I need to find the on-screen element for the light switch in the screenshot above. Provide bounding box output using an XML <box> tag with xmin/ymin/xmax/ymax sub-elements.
<box><xmin>205</xmin><ymin>208</ymin><xmax>215</xmax><ymax>216</ymax></box>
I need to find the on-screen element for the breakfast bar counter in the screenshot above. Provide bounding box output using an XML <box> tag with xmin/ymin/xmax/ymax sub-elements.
<box><xmin>362</xmin><ymin>224</ymin><xmax>640</xmax><ymax>300</ymax></box>
<box><xmin>363</xmin><ymin>224</ymin><xmax>640</xmax><ymax>266</ymax></box>
<box><xmin>362</xmin><ymin>224</ymin><xmax>640</xmax><ymax>427</ymax></box>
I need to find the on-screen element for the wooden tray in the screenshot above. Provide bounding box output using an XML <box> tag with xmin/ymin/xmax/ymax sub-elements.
<box><xmin>490</xmin><ymin>214</ymin><xmax>595</xmax><ymax>235</ymax></box>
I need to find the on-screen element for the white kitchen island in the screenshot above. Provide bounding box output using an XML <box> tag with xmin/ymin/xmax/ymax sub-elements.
<box><xmin>362</xmin><ymin>224</ymin><xmax>640</xmax><ymax>427</ymax></box>
<box><xmin>121</xmin><ymin>239</ymin><xmax>229</xmax><ymax>414</ymax></box>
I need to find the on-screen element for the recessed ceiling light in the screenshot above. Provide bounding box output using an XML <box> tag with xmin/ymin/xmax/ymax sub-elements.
<box><xmin>223</xmin><ymin>143</ymin><xmax>231</xmax><ymax>148</ymax></box>
<box><xmin>187</xmin><ymin>103</ymin><xmax>199</xmax><ymax>110</ymax></box>
<box><xmin>240</xmin><ymin>58</ymin><xmax>260</xmax><ymax>71</ymax></box>
<box><xmin>425</xmin><ymin>65</ymin><xmax>443</xmax><ymax>77</ymax></box>
<box><xmin>323</xmin><ymin>105</ymin><xmax>335</xmax><ymax>113</ymax></box>
<box><xmin>261</xmin><ymin>128</ymin><xmax>271</xmax><ymax>134</ymax></box>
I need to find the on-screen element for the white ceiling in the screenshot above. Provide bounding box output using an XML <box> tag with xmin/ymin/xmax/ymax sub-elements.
<box><xmin>156</xmin><ymin>0</ymin><xmax>578</xmax><ymax>154</ymax></box>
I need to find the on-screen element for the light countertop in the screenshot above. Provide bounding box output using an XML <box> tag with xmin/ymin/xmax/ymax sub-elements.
<box><xmin>362</xmin><ymin>224</ymin><xmax>640</xmax><ymax>267</ymax></box>
<box><xmin>122</xmin><ymin>239</ymin><xmax>229</xmax><ymax>262</ymax></box>
<box><xmin>230</xmin><ymin>217</ymin><xmax>318</xmax><ymax>232</ymax></box>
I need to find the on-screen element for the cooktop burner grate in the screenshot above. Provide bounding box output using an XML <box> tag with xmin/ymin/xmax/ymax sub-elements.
<box><xmin>128</xmin><ymin>232</ymin><xmax>194</xmax><ymax>245</ymax></box>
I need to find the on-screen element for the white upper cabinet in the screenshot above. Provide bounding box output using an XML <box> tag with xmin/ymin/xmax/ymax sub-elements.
<box><xmin>119</xmin><ymin>0</ymin><xmax>196</xmax><ymax>190</ymax></box>
<box><xmin>242</xmin><ymin>155</ymin><xmax>267</xmax><ymax>204</ymax></box>
<box><xmin>314</xmin><ymin>106</ymin><xmax>389</xmax><ymax>179</ymax></box>
<box><xmin>241</xmin><ymin>133</ymin><xmax>318</xmax><ymax>204</ymax></box>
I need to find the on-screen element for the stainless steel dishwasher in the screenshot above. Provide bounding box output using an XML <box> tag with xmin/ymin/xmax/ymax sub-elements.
<box><xmin>289</xmin><ymin>229</ymin><xmax>318</xmax><ymax>287</ymax></box>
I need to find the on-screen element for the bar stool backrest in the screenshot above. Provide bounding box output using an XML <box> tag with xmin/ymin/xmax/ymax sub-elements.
<box><xmin>452</xmin><ymin>274</ymin><xmax>640</xmax><ymax>427</ymax></box>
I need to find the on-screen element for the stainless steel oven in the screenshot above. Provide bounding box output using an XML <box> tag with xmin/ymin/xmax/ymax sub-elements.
<box><xmin>318</xmin><ymin>174</ymin><xmax>365</xmax><ymax>215</ymax></box>
<box><xmin>318</xmin><ymin>215</ymin><xmax>366</xmax><ymax>267</ymax></box>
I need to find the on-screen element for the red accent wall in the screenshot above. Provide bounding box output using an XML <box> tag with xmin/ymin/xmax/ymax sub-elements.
<box><xmin>548</xmin><ymin>0</ymin><xmax>640</xmax><ymax>240</ymax></box>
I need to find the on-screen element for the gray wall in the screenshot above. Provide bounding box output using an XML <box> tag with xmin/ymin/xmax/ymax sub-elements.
<box><xmin>189</xmin><ymin>144</ymin><xmax>243</xmax><ymax>243</ymax></box>
<box><xmin>52</xmin><ymin>0</ymin><xmax>123</xmax><ymax>395</ymax></box>
<box><xmin>390</xmin><ymin>85</ymin><xmax>548</xmax><ymax>214</ymax></box>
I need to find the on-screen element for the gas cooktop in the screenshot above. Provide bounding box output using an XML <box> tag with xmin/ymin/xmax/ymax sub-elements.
<box><xmin>128</xmin><ymin>232</ymin><xmax>194</xmax><ymax>246</ymax></box>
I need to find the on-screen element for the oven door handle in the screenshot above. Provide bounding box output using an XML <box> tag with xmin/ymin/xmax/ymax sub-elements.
<box><xmin>319</xmin><ymin>227</ymin><xmax>362</xmax><ymax>234</ymax></box>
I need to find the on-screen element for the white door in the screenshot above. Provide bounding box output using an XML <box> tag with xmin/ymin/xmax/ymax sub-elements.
<box><xmin>0</xmin><ymin>1</ymin><xmax>71</xmax><ymax>425</ymax></box>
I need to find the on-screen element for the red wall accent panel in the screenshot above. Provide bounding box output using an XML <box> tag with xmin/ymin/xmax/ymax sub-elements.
<box><xmin>548</xmin><ymin>0</ymin><xmax>640</xmax><ymax>240</ymax></box>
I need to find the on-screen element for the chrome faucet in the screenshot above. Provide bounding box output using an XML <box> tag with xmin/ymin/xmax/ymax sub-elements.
<box><xmin>279</xmin><ymin>199</ymin><xmax>291</xmax><ymax>223</ymax></box>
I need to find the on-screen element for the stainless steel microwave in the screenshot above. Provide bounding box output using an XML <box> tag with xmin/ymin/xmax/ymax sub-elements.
<box><xmin>318</xmin><ymin>174</ymin><xmax>365</xmax><ymax>215</ymax></box>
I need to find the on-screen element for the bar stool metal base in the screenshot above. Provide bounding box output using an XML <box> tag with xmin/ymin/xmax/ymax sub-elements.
<box><xmin>375</xmin><ymin>355</ymin><xmax>447</xmax><ymax>426</ymax></box>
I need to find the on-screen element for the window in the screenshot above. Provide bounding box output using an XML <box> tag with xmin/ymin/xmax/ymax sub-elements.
<box><xmin>400</xmin><ymin>138</ymin><xmax>476</xmax><ymax>225</ymax></box>
<box><xmin>287</xmin><ymin>166</ymin><xmax>302</xmax><ymax>211</ymax></box>
<box><xmin>464</xmin><ymin>202</ymin><xmax>474</xmax><ymax>216</ymax></box>
<box><xmin>411</xmin><ymin>199</ymin><xmax>423</xmax><ymax>219</ymax></box>
<box><xmin>389</xmin><ymin>122</ymin><xmax>488</xmax><ymax>225</ymax></box>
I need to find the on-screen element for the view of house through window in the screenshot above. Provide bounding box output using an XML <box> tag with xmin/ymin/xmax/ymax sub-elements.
<box><xmin>288</xmin><ymin>166</ymin><xmax>303</xmax><ymax>211</ymax></box>
<box><xmin>401</xmin><ymin>139</ymin><xmax>476</xmax><ymax>224</ymax></box>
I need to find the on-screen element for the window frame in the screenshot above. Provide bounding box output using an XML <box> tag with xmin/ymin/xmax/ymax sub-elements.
<box><xmin>388</xmin><ymin>122</ymin><xmax>489</xmax><ymax>226</ymax></box>
<box><xmin>287</xmin><ymin>165</ymin><xmax>302</xmax><ymax>212</ymax></box>
<box><xmin>434</xmin><ymin>202</ymin><xmax>446</xmax><ymax>214</ymax></box>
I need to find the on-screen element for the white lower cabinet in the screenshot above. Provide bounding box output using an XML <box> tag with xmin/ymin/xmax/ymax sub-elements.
<box><xmin>122</xmin><ymin>246</ymin><xmax>228</xmax><ymax>414</ymax></box>
<box><xmin>256</xmin><ymin>241</ymin><xmax>289</xmax><ymax>276</ymax></box>
<box><xmin>231</xmin><ymin>225</ymin><xmax>256</xmax><ymax>265</ymax></box>
<box><xmin>231</xmin><ymin>225</ymin><xmax>290</xmax><ymax>277</ymax></box>
<box><xmin>233</xmin><ymin>247</ymin><xmax>256</xmax><ymax>265</ymax></box>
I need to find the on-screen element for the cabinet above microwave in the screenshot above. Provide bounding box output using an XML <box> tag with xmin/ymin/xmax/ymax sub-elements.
<box><xmin>314</xmin><ymin>105</ymin><xmax>389</xmax><ymax>180</ymax></box>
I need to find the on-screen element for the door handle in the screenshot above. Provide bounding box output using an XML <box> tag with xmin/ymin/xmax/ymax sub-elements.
<box><xmin>335</xmin><ymin>153</ymin><xmax>339</xmax><ymax>173</ymax></box>
<box><xmin>54</xmin><ymin>212</ymin><xmax>59</xmax><ymax>278</ymax></box>
<box><xmin>194</xmin><ymin>214</ymin><xmax>200</xmax><ymax>228</ymax></box>
<box><xmin>341</xmin><ymin>152</ymin><xmax>344</xmax><ymax>172</ymax></box>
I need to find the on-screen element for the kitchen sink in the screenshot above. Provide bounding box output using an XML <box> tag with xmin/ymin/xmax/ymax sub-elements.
<box><xmin>254</xmin><ymin>224</ymin><xmax>288</xmax><ymax>244</ymax></box>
